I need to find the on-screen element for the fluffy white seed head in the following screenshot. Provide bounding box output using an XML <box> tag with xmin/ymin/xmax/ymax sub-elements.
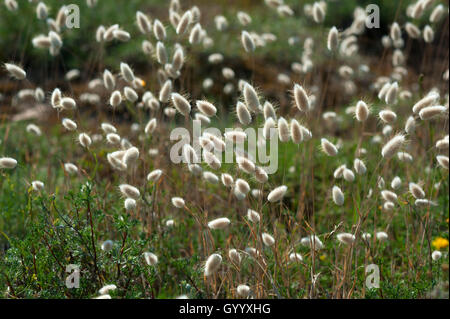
<box><xmin>171</xmin><ymin>197</ymin><xmax>185</xmax><ymax>208</ymax></box>
<box><xmin>293</xmin><ymin>84</ymin><xmax>310</xmax><ymax>112</ymax></box>
<box><xmin>378</xmin><ymin>82</ymin><xmax>392</xmax><ymax>101</ymax></box>
<box><xmin>289</xmin><ymin>253</ymin><xmax>303</xmax><ymax>263</ymax></box>
<box><xmin>243</xmin><ymin>83</ymin><xmax>260</xmax><ymax>112</ymax></box>
<box><xmin>171</xmin><ymin>93</ymin><xmax>191</xmax><ymax>116</ymax></box>
<box><xmin>376</xmin><ymin>231</ymin><xmax>388</xmax><ymax>242</ymax></box>
<box><xmin>236</xmin><ymin>285</ymin><xmax>250</xmax><ymax>298</ymax></box>
<box><xmin>156</xmin><ymin>41</ymin><xmax>168</xmax><ymax>65</ymax></box>
<box><xmin>176</xmin><ymin>11</ymin><xmax>192</xmax><ymax>35</ymax></box>
<box><xmin>337</xmin><ymin>233</ymin><xmax>355</xmax><ymax>245</ymax></box>
<box><xmin>390</xmin><ymin>22</ymin><xmax>401</xmax><ymax>41</ymax></box>
<box><xmin>391</xmin><ymin>176</ymin><xmax>402</xmax><ymax>190</ymax></box>
<box><xmin>379</xmin><ymin>110</ymin><xmax>397</xmax><ymax>124</ymax></box>
<box><xmin>119</xmin><ymin>184</ymin><xmax>140</xmax><ymax>199</ymax></box>
<box><xmin>228</xmin><ymin>249</ymin><xmax>242</xmax><ymax>265</ymax></box>
<box><xmin>409</xmin><ymin>182</ymin><xmax>425</xmax><ymax>199</ymax></box>
<box><xmin>237</xmin><ymin>11</ymin><xmax>252</xmax><ymax>26</ymax></box>
<box><xmin>355</xmin><ymin>100</ymin><xmax>369</xmax><ymax>122</ymax></box>
<box><xmin>172</xmin><ymin>48</ymin><xmax>185</xmax><ymax>71</ymax></box>
<box><xmin>36</xmin><ymin>2</ymin><xmax>48</xmax><ymax>20</ymax></box>
<box><xmin>436</xmin><ymin>155</ymin><xmax>449</xmax><ymax>170</ymax></box>
<box><xmin>136</xmin><ymin>11</ymin><xmax>152</xmax><ymax>34</ymax></box>
<box><xmin>405</xmin><ymin>116</ymin><xmax>416</xmax><ymax>135</ymax></box>
<box><xmin>221</xmin><ymin>173</ymin><xmax>234</xmax><ymax>187</ymax></box>
<box><xmin>321</xmin><ymin>138</ymin><xmax>338</xmax><ymax>156</ymax></box>
<box><xmin>343</xmin><ymin>168</ymin><xmax>355</xmax><ymax>182</ymax></box>
<box><xmin>124</xmin><ymin>87</ymin><xmax>138</xmax><ymax>102</ymax></box>
<box><xmin>62</xmin><ymin>118</ymin><xmax>77</xmax><ymax>131</ymax></box>
<box><xmin>99</xmin><ymin>284</ymin><xmax>117</xmax><ymax>296</ymax></box>
<box><xmin>254</xmin><ymin>166</ymin><xmax>268</xmax><ymax>183</ymax></box>
<box><xmin>208</xmin><ymin>217</ymin><xmax>231</xmax><ymax>230</ymax></box>
<box><xmin>95</xmin><ymin>25</ymin><xmax>106</xmax><ymax>42</ymax></box>
<box><xmin>60</xmin><ymin>97</ymin><xmax>77</xmax><ymax>110</ymax></box>
<box><xmin>415</xmin><ymin>199</ymin><xmax>438</xmax><ymax>207</ymax></box>
<box><xmin>412</xmin><ymin>93</ymin><xmax>439</xmax><ymax>114</ymax></box>
<box><xmin>109</xmin><ymin>91</ymin><xmax>122</xmax><ymax>108</ymax></box>
<box><xmin>5</xmin><ymin>63</ymin><xmax>26</xmax><ymax>80</ymax></box>
<box><xmin>101</xmin><ymin>123</ymin><xmax>117</xmax><ymax>134</ymax></box>
<box><xmin>405</xmin><ymin>22</ymin><xmax>421</xmax><ymax>39</ymax></box>
<box><xmin>113</xmin><ymin>29</ymin><xmax>130</xmax><ymax>42</ymax></box>
<box><xmin>123</xmin><ymin>147</ymin><xmax>139</xmax><ymax>166</ymax></box>
<box><xmin>0</xmin><ymin>157</ymin><xmax>17</xmax><ymax>169</ymax></box>
<box><xmin>196</xmin><ymin>100</ymin><xmax>217</xmax><ymax>117</ymax></box>
<box><xmin>143</xmin><ymin>252</ymin><xmax>158</xmax><ymax>266</ymax></box>
<box><xmin>353</xmin><ymin>158</ymin><xmax>366</xmax><ymax>175</ymax></box>
<box><xmin>300</xmin><ymin>235</ymin><xmax>324</xmax><ymax>250</ymax></box>
<box><xmin>423</xmin><ymin>25</ymin><xmax>434</xmax><ymax>43</ymax></box>
<box><xmin>334</xmin><ymin>164</ymin><xmax>346</xmax><ymax>179</ymax></box>
<box><xmin>236</xmin><ymin>101</ymin><xmax>252</xmax><ymax>125</ymax></box>
<box><xmin>78</xmin><ymin>133</ymin><xmax>92</xmax><ymax>148</ymax></box>
<box><xmin>327</xmin><ymin>26</ymin><xmax>339</xmax><ymax>51</ymax></box>
<box><xmin>278</xmin><ymin>117</ymin><xmax>290</xmax><ymax>142</ymax></box>
<box><xmin>432</xmin><ymin>251</ymin><xmax>442</xmax><ymax>261</ymax></box>
<box><xmin>31</xmin><ymin>180</ymin><xmax>44</xmax><ymax>191</ymax></box>
<box><xmin>263</xmin><ymin>101</ymin><xmax>277</xmax><ymax>120</ymax></box>
<box><xmin>300</xmin><ymin>125</ymin><xmax>312</xmax><ymax>141</ymax></box>
<box><xmin>159</xmin><ymin>80</ymin><xmax>172</xmax><ymax>102</ymax></box>
<box><xmin>332</xmin><ymin>185</ymin><xmax>344</xmax><ymax>206</ymax></box>
<box><xmin>312</xmin><ymin>2</ymin><xmax>326</xmax><ymax>23</ymax></box>
<box><xmin>189</xmin><ymin>23</ymin><xmax>202</xmax><ymax>44</ymax></box>
<box><xmin>147</xmin><ymin>169</ymin><xmax>163</xmax><ymax>182</ymax></box>
<box><xmin>203</xmin><ymin>171</ymin><xmax>219</xmax><ymax>183</ymax></box>
<box><xmin>290</xmin><ymin>119</ymin><xmax>302</xmax><ymax>144</ymax></box>
<box><xmin>267</xmin><ymin>185</ymin><xmax>287</xmax><ymax>202</ymax></box>
<box><xmin>436</xmin><ymin>136</ymin><xmax>449</xmax><ymax>150</ymax></box>
<box><xmin>32</xmin><ymin>34</ymin><xmax>51</xmax><ymax>48</ymax></box>
<box><xmin>26</xmin><ymin>124</ymin><xmax>42</xmax><ymax>136</ymax></box>
<box><xmin>381</xmin><ymin>190</ymin><xmax>398</xmax><ymax>202</ymax></box>
<box><xmin>247</xmin><ymin>209</ymin><xmax>261</xmax><ymax>223</ymax></box>
<box><xmin>419</xmin><ymin>106</ymin><xmax>446</xmax><ymax>120</ymax></box>
<box><xmin>430</xmin><ymin>4</ymin><xmax>445</xmax><ymax>23</ymax></box>
<box><xmin>144</xmin><ymin>118</ymin><xmax>157</xmax><ymax>135</ymax></box>
<box><xmin>236</xmin><ymin>156</ymin><xmax>255</xmax><ymax>174</ymax></box>
<box><xmin>204</xmin><ymin>253</ymin><xmax>222</xmax><ymax>276</ymax></box>
<box><xmin>262</xmin><ymin>233</ymin><xmax>275</xmax><ymax>246</ymax></box>
<box><xmin>381</xmin><ymin>134</ymin><xmax>405</xmax><ymax>158</ymax></box>
<box><xmin>263</xmin><ymin>118</ymin><xmax>277</xmax><ymax>139</ymax></box>
<box><xmin>103</xmin><ymin>69</ymin><xmax>116</xmax><ymax>91</ymax></box>
<box><xmin>64</xmin><ymin>163</ymin><xmax>78</xmax><ymax>175</ymax></box>
<box><xmin>153</xmin><ymin>19</ymin><xmax>166</xmax><ymax>40</ymax></box>
<box><xmin>34</xmin><ymin>87</ymin><xmax>45</xmax><ymax>102</ymax></box>
<box><xmin>124</xmin><ymin>198</ymin><xmax>137</xmax><ymax>211</ymax></box>
<box><xmin>385</xmin><ymin>82</ymin><xmax>398</xmax><ymax>104</ymax></box>
<box><xmin>235</xmin><ymin>178</ymin><xmax>250</xmax><ymax>195</ymax></box>
<box><xmin>120</xmin><ymin>63</ymin><xmax>135</xmax><ymax>83</ymax></box>
<box><xmin>241</xmin><ymin>31</ymin><xmax>255</xmax><ymax>52</ymax></box>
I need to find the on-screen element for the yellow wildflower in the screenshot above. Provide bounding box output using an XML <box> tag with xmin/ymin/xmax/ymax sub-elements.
<box><xmin>432</xmin><ymin>237</ymin><xmax>449</xmax><ymax>250</ymax></box>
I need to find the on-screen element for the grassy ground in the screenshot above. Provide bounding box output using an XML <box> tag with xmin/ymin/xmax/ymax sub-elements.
<box><xmin>0</xmin><ymin>0</ymin><xmax>449</xmax><ymax>299</ymax></box>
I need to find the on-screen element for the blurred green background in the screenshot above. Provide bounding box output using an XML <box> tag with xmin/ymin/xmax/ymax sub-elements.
<box><xmin>0</xmin><ymin>0</ymin><xmax>428</xmax><ymax>77</ymax></box>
